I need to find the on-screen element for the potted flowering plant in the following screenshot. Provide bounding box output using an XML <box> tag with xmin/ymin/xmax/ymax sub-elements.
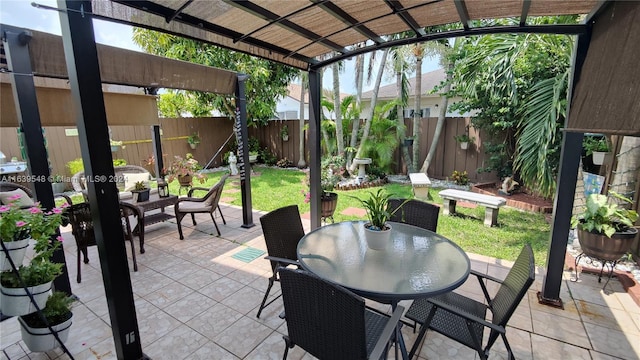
<box><xmin>19</xmin><ymin>291</ymin><xmax>74</xmax><ymax>352</ymax></box>
<box><xmin>165</xmin><ymin>153</ymin><xmax>207</xmax><ymax>186</ymax></box>
<box><xmin>0</xmin><ymin>197</ymin><xmax>67</xmax><ymax>316</ymax></box>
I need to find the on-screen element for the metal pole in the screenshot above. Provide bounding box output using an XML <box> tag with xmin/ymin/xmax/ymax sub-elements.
<box><xmin>57</xmin><ymin>1</ymin><xmax>145</xmax><ymax>358</ymax></box>
<box><xmin>308</xmin><ymin>69</ymin><xmax>322</xmax><ymax>229</ymax></box>
<box><xmin>151</xmin><ymin>125</ymin><xmax>163</xmax><ymax>179</ymax></box>
<box><xmin>2</xmin><ymin>25</ymin><xmax>72</xmax><ymax>296</ymax></box>
<box><xmin>236</xmin><ymin>74</ymin><xmax>254</xmax><ymax>228</ymax></box>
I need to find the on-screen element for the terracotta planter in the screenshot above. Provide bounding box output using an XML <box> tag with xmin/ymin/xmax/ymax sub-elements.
<box><xmin>364</xmin><ymin>223</ymin><xmax>392</xmax><ymax>250</ymax></box>
<box><xmin>0</xmin><ymin>238</ymin><xmax>30</xmax><ymax>271</ymax></box>
<box><xmin>0</xmin><ymin>281</ymin><xmax>53</xmax><ymax>316</ymax></box>
<box><xmin>18</xmin><ymin>313</ymin><xmax>73</xmax><ymax>352</ymax></box>
<box><xmin>577</xmin><ymin>226</ymin><xmax>637</xmax><ymax>261</ymax></box>
<box><xmin>178</xmin><ymin>174</ymin><xmax>192</xmax><ymax>187</ymax></box>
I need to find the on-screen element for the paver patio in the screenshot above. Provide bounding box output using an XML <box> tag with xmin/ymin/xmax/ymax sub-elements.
<box><xmin>1</xmin><ymin>202</ymin><xmax>638</xmax><ymax>359</ymax></box>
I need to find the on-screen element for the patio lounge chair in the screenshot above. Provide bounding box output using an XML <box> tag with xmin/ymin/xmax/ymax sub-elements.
<box><xmin>388</xmin><ymin>198</ymin><xmax>440</xmax><ymax>232</ymax></box>
<box><xmin>67</xmin><ymin>202</ymin><xmax>138</xmax><ymax>283</ymax></box>
<box><xmin>256</xmin><ymin>205</ymin><xmax>305</xmax><ymax>319</ymax></box>
<box><xmin>278</xmin><ymin>267</ymin><xmax>403</xmax><ymax>360</ymax></box>
<box><xmin>405</xmin><ymin>244</ymin><xmax>535</xmax><ymax>360</ymax></box>
<box><xmin>175</xmin><ymin>174</ymin><xmax>229</xmax><ymax>239</ymax></box>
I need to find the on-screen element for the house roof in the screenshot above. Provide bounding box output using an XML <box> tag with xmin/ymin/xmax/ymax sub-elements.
<box><xmin>286</xmin><ymin>83</ymin><xmax>351</xmax><ymax>103</ymax></box>
<box><xmin>361</xmin><ymin>68</ymin><xmax>446</xmax><ymax>100</ymax></box>
<box><xmin>92</xmin><ymin>0</ymin><xmax>597</xmax><ymax>70</ymax></box>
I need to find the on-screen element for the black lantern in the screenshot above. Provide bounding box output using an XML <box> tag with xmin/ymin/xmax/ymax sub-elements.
<box><xmin>158</xmin><ymin>178</ymin><xmax>169</xmax><ymax>197</ymax></box>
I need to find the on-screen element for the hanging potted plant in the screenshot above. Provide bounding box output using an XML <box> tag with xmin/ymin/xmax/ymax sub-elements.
<box><xmin>583</xmin><ymin>136</ymin><xmax>609</xmax><ymax>165</ymax></box>
<box><xmin>349</xmin><ymin>189</ymin><xmax>406</xmax><ymax>250</ymax></box>
<box><xmin>1</xmin><ymin>195</ymin><xmax>33</xmax><ymax>271</ymax></box>
<box><xmin>18</xmin><ymin>291</ymin><xmax>74</xmax><ymax>352</ymax></box>
<box><xmin>453</xmin><ymin>134</ymin><xmax>474</xmax><ymax>150</ymax></box>
<box><xmin>187</xmin><ymin>132</ymin><xmax>200</xmax><ymax>150</ymax></box>
<box><xmin>165</xmin><ymin>153</ymin><xmax>206</xmax><ymax>187</ymax></box>
<box><xmin>0</xmin><ymin>199</ymin><xmax>66</xmax><ymax>316</ymax></box>
<box><xmin>109</xmin><ymin>139</ymin><xmax>124</xmax><ymax>152</ymax></box>
<box><xmin>571</xmin><ymin>192</ymin><xmax>638</xmax><ymax>261</ymax></box>
<box><xmin>280</xmin><ymin>125</ymin><xmax>289</xmax><ymax>141</ymax></box>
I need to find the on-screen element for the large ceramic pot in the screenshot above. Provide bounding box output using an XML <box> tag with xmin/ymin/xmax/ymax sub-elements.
<box><xmin>0</xmin><ymin>281</ymin><xmax>53</xmax><ymax>316</ymax></box>
<box><xmin>577</xmin><ymin>227</ymin><xmax>638</xmax><ymax>261</ymax></box>
<box><xmin>0</xmin><ymin>238</ymin><xmax>30</xmax><ymax>271</ymax></box>
<box><xmin>178</xmin><ymin>174</ymin><xmax>192</xmax><ymax>187</ymax></box>
<box><xmin>321</xmin><ymin>192</ymin><xmax>338</xmax><ymax>219</ymax></box>
<box><xmin>18</xmin><ymin>313</ymin><xmax>73</xmax><ymax>352</ymax></box>
<box><xmin>364</xmin><ymin>223</ymin><xmax>392</xmax><ymax>250</ymax></box>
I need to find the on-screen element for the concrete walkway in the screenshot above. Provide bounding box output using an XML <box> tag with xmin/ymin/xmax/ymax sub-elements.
<box><xmin>1</xmin><ymin>203</ymin><xmax>638</xmax><ymax>359</ymax></box>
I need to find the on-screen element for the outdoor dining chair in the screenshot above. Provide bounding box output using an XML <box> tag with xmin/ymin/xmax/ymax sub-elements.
<box><xmin>256</xmin><ymin>205</ymin><xmax>305</xmax><ymax>319</ymax></box>
<box><xmin>175</xmin><ymin>174</ymin><xmax>229</xmax><ymax>239</ymax></box>
<box><xmin>67</xmin><ymin>202</ymin><xmax>138</xmax><ymax>283</ymax></box>
<box><xmin>279</xmin><ymin>267</ymin><xmax>403</xmax><ymax>360</ymax></box>
<box><xmin>388</xmin><ymin>198</ymin><xmax>440</xmax><ymax>232</ymax></box>
<box><xmin>0</xmin><ymin>181</ymin><xmax>73</xmax><ymax>208</ymax></box>
<box><xmin>405</xmin><ymin>244</ymin><xmax>535</xmax><ymax>360</ymax></box>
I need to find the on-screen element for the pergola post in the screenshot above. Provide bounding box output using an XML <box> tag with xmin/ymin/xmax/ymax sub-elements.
<box><xmin>151</xmin><ymin>125</ymin><xmax>163</xmax><ymax>179</ymax></box>
<box><xmin>58</xmin><ymin>1</ymin><xmax>145</xmax><ymax>358</ymax></box>
<box><xmin>308</xmin><ymin>69</ymin><xmax>322</xmax><ymax>229</ymax></box>
<box><xmin>236</xmin><ymin>74</ymin><xmax>254</xmax><ymax>228</ymax></box>
<box><xmin>2</xmin><ymin>25</ymin><xmax>72</xmax><ymax>296</ymax></box>
<box><xmin>539</xmin><ymin>28</ymin><xmax>592</xmax><ymax>307</ymax></box>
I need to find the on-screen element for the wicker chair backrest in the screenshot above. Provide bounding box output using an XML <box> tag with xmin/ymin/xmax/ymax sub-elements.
<box><xmin>490</xmin><ymin>244</ymin><xmax>535</xmax><ymax>326</ymax></box>
<box><xmin>279</xmin><ymin>268</ymin><xmax>368</xmax><ymax>359</ymax></box>
<box><xmin>259</xmin><ymin>205</ymin><xmax>305</xmax><ymax>271</ymax></box>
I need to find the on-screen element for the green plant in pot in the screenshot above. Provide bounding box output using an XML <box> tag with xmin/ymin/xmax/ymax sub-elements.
<box><xmin>1</xmin><ymin>199</ymin><xmax>66</xmax><ymax>316</ymax></box>
<box><xmin>582</xmin><ymin>136</ymin><xmax>609</xmax><ymax>165</ymax></box>
<box><xmin>349</xmin><ymin>189</ymin><xmax>406</xmax><ymax>250</ymax></box>
<box><xmin>453</xmin><ymin>134</ymin><xmax>474</xmax><ymax>150</ymax></box>
<box><xmin>187</xmin><ymin>132</ymin><xmax>200</xmax><ymax>149</ymax></box>
<box><xmin>280</xmin><ymin>125</ymin><xmax>289</xmax><ymax>141</ymax></box>
<box><xmin>131</xmin><ymin>181</ymin><xmax>150</xmax><ymax>202</ymax></box>
<box><xmin>571</xmin><ymin>192</ymin><xmax>638</xmax><ymax>261</ymax></box>
<box><xmin>165</xmin><ymin>153</ymin><xmax>206</xmax><ymax>186</ymax></box>
<box><xmin>18</xmin><ymin>291</ymin><xmax>74</xmax><ymax>352</ymax></box>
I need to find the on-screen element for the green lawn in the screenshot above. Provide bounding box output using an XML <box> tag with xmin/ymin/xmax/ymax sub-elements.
<box><xmin>175</xmin><ymin>167</ymin><xmax>551</xmax><ymax>266</ymax></box>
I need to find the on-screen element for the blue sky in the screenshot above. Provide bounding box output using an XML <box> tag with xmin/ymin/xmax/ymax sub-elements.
<box><xmin>0</xmin><ymin>0</ymin><xmax>441</xmax><ymax>94</ymax></box>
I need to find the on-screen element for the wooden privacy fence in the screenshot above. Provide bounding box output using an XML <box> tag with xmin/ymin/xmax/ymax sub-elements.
<box><xmin>0</xmin><ymin>116</ymin><xmax>497</xmax><ymax>185</ymax></box>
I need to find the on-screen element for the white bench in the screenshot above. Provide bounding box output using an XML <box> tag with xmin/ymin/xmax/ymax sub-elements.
<box><xmin>439</xmin><ymin>189</ymin><xmax>506</xmax><ymax>227</ymax></box>
<box><xmin>409</xmin><ymin>173</ymin><xmax>431</xmax><ymax>200</ymax></box>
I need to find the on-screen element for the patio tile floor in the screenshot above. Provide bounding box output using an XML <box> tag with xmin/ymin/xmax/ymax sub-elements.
<box><xmin>1</xmin><ymin>202</ymin><xmax>639</xmax><ymax>359</ymax></box>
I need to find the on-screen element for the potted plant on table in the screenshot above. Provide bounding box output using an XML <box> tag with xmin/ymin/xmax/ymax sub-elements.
<box><xmin>454</xmin><ymin>134</ymin><xmax>474</xmax><ymax>150</ymax></box>
<box><xmin>0</xmin><ymin>197</ymin><xmax>66</xmax><ymax>316</ymax></box>
<box><xmin>571</xmin><ymin>192</ymin><xmax>638</xmax><ymax>261</ymax></box>
<box><xmin>350</xmin><ymin>189</ymin><xmax>405</xmax><ymax>250</ymax></box>
<box><xmin>583</xmin><ymin>136</ymin><xmax>609</xmax><ymax>165</ymax></box>
<box><xmin>165</xmin><ymin>153</ymin><xmax>207</xmax><ymax>187</ymax></box>
<box><xmin>18</xmin><ymin>291</ymin><xmax>74</xmax><ymax>352</ymax></box>
<box><xmin>131</xmin><ymin>181</ymin><xmax>150</xmax><ymax>202</ymax></box>
<box><xmin>187</xmin><ymin>132</ymin><xmax>200</xmax><ymax>150</ymax></box>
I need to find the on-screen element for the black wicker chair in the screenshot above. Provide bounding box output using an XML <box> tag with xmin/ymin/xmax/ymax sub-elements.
<box><xmin>256</xmin><ymin>205</ymin><xmax>305</xmax><ymax>319</ymax></box>
<box><xmin>175</xmin><ymin>174</ymin><xmax>229</xmax><ymax>239</ymax></box>
<box><xmin>405</xmin><ymin>244</ymin><xmax>535</xmax><ymax>360</ymax></box>
<box><xmin>388</xmin><ymin>198</ymin><xmax>440</xmax><ymax>232</ymax></box>
<box><xmin>279</xmin><ymin>267</ymin><xmax>403</xmax><ymax>360</ymax></box>
<box><xmin>67</xmin><ymin>202</ymin><xmax>138</xmax><ymax>283</ymax></box>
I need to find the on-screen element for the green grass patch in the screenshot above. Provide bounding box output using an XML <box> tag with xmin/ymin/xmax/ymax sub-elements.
<box><xmin>175</xmin><ymin>167</ymin><xmax>550</xmax><ymax>266</ymax></box>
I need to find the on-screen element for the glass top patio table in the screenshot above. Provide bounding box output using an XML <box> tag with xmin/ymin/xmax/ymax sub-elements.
<box><xmin>297</xmin><ymin>221</ymin><xmax>471</xmax><ymax>303</ymax></box>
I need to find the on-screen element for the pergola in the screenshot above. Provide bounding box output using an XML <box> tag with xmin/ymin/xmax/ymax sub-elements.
<box><xmin>5</xmin><ymin>1</ymin><xmax>639</xmax><ymax>358</ymax></box>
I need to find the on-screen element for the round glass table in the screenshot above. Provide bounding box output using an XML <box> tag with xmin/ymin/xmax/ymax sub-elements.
<box><xmin>297</xmin><ymin>221</ymin><xmax>470</xmax><ymax>359</ymax></box>
<box><xmin>297</xmin><ymin>221</ymin><xmax>471</xmax><ymax>303</ymax></box>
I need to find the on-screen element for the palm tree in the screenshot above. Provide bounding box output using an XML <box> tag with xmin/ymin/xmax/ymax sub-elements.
<box><xmin>347</xmin><ymin>50</ymin><xmax>366</xmax><ymax>168</ymax></box>
<box><xmin>411</xmin><ymin>43</ymin><xmax>425</xmax><ymax>171</ymax></box>
<box><xmin>332</xmin><ymin>58</ymin><xmax>345</xmax><ymax>155</ymax></box>
<box><xmin>350</xmin><ymin>48</ymin><xmax>390</xmax><ymax>172</ymax></box>
<box><xmin>389</xmin><ymin>44</ymin><xmax>414</xmax><ymax>173</ymax></box>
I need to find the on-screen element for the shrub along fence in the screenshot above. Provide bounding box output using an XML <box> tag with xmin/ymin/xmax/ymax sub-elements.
<box><xmin>0</xmin><ymin>116</ymin><xmax>497</xmax><ymax>188</ymax></box>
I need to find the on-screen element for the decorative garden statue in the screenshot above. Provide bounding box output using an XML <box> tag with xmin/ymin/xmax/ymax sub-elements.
<box><xmin>228</xmin><ymin>153</ymin><xmax>238</xmax><ymax>176</ymax></box>
<box><xmin>499</xmin><ymin>177</ymin><xmax>519</xmax><ymax>195</ymax></box>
